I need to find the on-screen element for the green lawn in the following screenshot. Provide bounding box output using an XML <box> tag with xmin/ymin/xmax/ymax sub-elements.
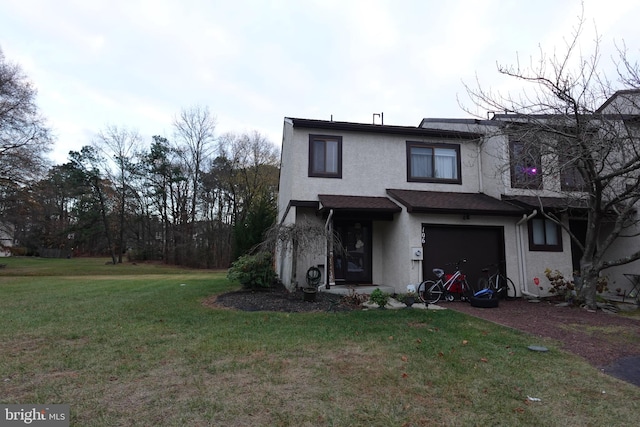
<box><xmin>1</xmin><ymin>257</ymin><xmax>638</xmax><ymax>426</ymax></box>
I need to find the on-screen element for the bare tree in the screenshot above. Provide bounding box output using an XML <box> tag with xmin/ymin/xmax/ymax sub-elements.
<box><xmin>0</xmin><ymin>46</ymin><xmax>52</xmax><ymax>187</ymax></box>
<box><xmin>214</xmin><ymin>131</ymin><xmax>280</xmax><ymax>258</ymax></box>
<box><xmin>173</xmin><ymin>105</ymin><xmax>217</xmax><ymax>225</ymax></box>
<box><xmin>0</xmin><ymin>46</ymin><xmax>52</xmax><ymax>252</ymax></box>
<box><xmin>93</xmin><ymin>125</ymin><xmax>142</xmax><ymax>263</ymax></box>
<box><xmin>0</xmin><ymin>45</ymin><xmax>52</xmax><ymax>184</ymax></box>
<box><xmin>464</xmin><ymin>14</ymin><xmax>640</xmax><ymax>309</ymax></box>
<box><xmin>216</xmin><ymin>131</ymin><xmax>280</xmax><ymax>224</ymax></box>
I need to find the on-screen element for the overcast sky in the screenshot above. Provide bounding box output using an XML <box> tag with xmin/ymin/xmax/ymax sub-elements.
<box><xmin>2</xmin><ymin>0</ymin><xmax>639</xmax><ymax>164</ymax></box>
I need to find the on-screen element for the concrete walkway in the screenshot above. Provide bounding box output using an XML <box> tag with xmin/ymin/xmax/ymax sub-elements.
<box><xmin>318</xmin><ymin>284</ymin><xmax>446</xmax><ymax>310</ymax></box>
<box><xmin>318</xmin><ymin>284</ymin><xmax>396</xmax><ymax>296</ymax></box>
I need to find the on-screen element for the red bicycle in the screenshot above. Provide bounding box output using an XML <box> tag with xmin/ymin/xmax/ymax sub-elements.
<box><xmin>417</xmin><ymin>259</ymin><xmax>474</xmax><ymax>304</ymax></box>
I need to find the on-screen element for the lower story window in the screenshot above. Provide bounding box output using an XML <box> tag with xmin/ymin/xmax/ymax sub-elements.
<box><xmin>528</xmin><ymin>217</ymin><xmax>563</xmax><ymax>251</ymax></box>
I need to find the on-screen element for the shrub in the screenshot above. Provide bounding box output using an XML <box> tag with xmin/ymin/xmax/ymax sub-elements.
<box><xmin>544</xmin><ymin>268</ymin><xmax>608</xmax><ymax>303</ymax></box>
<box><xmin>369</xmin><ymin>288</ymin><xmax>390</xmax><ymax>308</ymax></box>
<box><xmin>227</xmin><ymin>252</ymin><xmax>277</xmax><ymax>290</ymax></box>
<box><xmin>340</xmin><ymin>290</ymin><xmax>368</xmax><ymax>308</ymax></box>
<box><xmin>544</xmin><ymin>268</ymin><xmax>575</xmax><ymax>300</ymax></box>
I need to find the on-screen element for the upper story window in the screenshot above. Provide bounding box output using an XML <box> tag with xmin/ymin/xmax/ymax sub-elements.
<box><xmin>560</xmin><ymin>151</ymin><xmax>587</xmax><ymax>191</ymax></box>
<box><xmin>510</xmin><ymin>138</ymin><xmax>542</xmax><ymax>189</ymax></box>
<box><xmin>309</xmin><ymin>135</ymin><xmax>342</xmax><ymax>178</ymax></box>
<box><xmin>557</xmin><ymin>132</ymin><xmax>588</xmax><ymax>191</ymax></box>
<box><xmin>528</xmin><ymin>216</ymin><xmax>563</xmax><ymax>252</ymax></box>
<box><xmin>406</xmin><ymin>141</ymin><xmax>461</xmax><ymax>184</ymax></box>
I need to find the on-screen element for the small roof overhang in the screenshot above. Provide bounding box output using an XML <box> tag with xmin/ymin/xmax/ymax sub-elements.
<box><xmin>501</xmin><ymin>195</ymin><xmax>590</xmax><ymax>212</ymax></box>
<box><xmin>387</xmin><ymin>189</ymin><xmax>524</xmax><ymax>216</ymax></box>
<box><xmin>318</xmin><ymin>194</ymin><xmax>401</xmax><ymax>221</ymax></box>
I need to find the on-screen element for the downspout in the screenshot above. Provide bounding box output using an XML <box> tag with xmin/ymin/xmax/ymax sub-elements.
<box><xmin>477</xmin><ymin>143</ymin><xmax>484</xmax><ymax>193</ymax></box>
<box><xmin>516</xmin><ymin>210</ymin><xmax>538</xmax><ymax>298</ymax></box>
<box><xmin>324</xmin><ymin>209</ymin><xmax>334</xmax><ymax>289</ymax></box>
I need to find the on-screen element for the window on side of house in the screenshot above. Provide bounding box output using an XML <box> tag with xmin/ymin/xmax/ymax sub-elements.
<box><xmin>528</xmin><ymin>216</ymin><xmax>563</xmax><ymax>251</ymax></box>
<box><xmin>407</xmin><ymin>141</ymin><xmax>461</xmax><ymax>183</ymax></box>
<box><xmin>560</xmin><ymin>153</ymin><xmax>587</xmax><ymax>191</ymax></box>
<box><xmin>510</xmin><ymin>138</ymin><xmax>542</xmax><ymax>189</ymax></box>
<box><xmin>309</xmin><ymin>135</ymin><xmax>342</xmax><ymax>178</ymax></box>
<box><xmin>557</xmin><ymin>133</ymin><xmax>588</xmax><ymax>191</ymax></box>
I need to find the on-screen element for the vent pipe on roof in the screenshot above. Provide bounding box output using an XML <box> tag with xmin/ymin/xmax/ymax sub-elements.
<box><xmin>373</xmin><ymin>112</ymin><xmax>384</xmax><ymax>125</ymax></box>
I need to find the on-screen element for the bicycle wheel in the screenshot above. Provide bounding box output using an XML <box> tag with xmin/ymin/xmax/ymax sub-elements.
<box><xmin>490</xmin><ymin>276</ymin><xmax>507</xmax><ymax>299</ymax></box>
<box><xmin>417</xmin><ymin>281</ymin><xmax>430</xmax><ymax>303</ymax></box>
<box><xmin>504</xmin><ymin>277</ymin><xmax>517</xmax><ymax>300</ymax></box>
<box><xmin>477</xmin><ymin>277</ymin><xmax>490</xmax><ymax>291</ymax></box>
<box><xmin>418</xmin><ymin>280</ymin><xmax>443</xmax><ymax>304</ymax></box>
<box><xmin>461</xmin><ymin>279</ymin><xmax>474</xmax><ymax>301</ymax></box>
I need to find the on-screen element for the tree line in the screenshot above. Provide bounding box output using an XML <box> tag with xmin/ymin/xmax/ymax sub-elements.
<box><xmin>0</xmin><ymin>47</ymin><xmax>279</xmax><ymax>268</ymax></box>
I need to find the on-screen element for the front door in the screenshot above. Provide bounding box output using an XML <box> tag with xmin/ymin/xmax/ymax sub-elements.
<box><xmin>333</xmin><ymin>221</ymin><xmax>372</xmax><ymax>284</ymax></box>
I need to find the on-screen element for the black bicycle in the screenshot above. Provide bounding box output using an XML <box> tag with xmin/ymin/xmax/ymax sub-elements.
<box><xmin>477</xmin><ymin>262</ymin><xmax>517</xmax><ymax>300</ymax></box>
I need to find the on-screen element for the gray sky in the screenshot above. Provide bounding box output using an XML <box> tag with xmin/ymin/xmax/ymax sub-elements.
<box><xmin>1</xmin><ymin>0</ymin><xmax>639</xmax><ymax>164</ymax></box>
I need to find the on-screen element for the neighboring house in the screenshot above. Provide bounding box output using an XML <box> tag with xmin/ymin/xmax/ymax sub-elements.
<box><xmin>276</xmin><ymin>91</ymin><xmax>640</xmax><ymax>296</ymax></box>
<box><xmin>0</xmin><ymin>221</ymin><xmax>14</xmax><ymax>257</ymax></box>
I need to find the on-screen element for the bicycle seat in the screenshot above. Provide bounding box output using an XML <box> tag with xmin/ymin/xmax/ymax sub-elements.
<box><xmin>432</xmin><ymin>268</ymin><xmax>444</xmax><ymax>278</ymax></box>
<box><xmin>481</xmin><ymin>268</ymin><xmax>489</xmax><ymax>273</ymax></box>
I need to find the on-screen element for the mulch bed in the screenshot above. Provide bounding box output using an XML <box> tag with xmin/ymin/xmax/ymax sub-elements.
<box><xmin>206</xmin><ymin>285</ymin><xmax>356</xmax><ymax>313</ymax></box>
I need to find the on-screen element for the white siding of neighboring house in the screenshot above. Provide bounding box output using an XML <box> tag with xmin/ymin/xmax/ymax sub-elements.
<box><xmin>596</xmin><ymin>92</ymin><xmax>640</xmax><ymax>293</ymax></box>
<box><xmin>600</xmin><ymin>221</ymin><xmax>640</xmax><ymax>295</ymax></box>
<box><xmin>420</xmin><ymin>120</ymin><xmax>576</xmax><ymax>296</ymax></box>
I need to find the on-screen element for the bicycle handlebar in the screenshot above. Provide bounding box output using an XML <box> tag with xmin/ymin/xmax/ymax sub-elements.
<box><xmin>480</xmin><ymin>260</ymin><xmax>506</xmax><ymax>270</ymax></box>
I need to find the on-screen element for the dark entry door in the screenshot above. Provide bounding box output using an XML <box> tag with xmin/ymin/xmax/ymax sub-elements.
<box><xmin>422</xmin><ymin>224</ymin><xmax>505</xmax><ymax>288</ymax></box>
<box><xmin>333</xmin><ymin>221</ymin><xmax>372</xmax><ymax>284</ymax></box>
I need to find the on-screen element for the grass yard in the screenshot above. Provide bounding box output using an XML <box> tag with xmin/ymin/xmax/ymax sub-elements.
<box><xmin>1</xmin><ymin>257</ymin><xmax>639</xmax><ymax>426</ymax></box>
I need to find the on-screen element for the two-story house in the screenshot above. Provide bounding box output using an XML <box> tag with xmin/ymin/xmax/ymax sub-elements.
<box><xmin>276</xmin><ymin>90</ymin><xmax>640</xmax><ymax>297</ymax></box>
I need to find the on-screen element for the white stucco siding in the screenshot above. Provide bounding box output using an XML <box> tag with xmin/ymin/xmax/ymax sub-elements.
<box><xmin>599</xmin><ymin>92</ymin><xmax>640</xmax><ymax>115</ymax></box>
<box><xmin>601</xmin><ymin>217</ymin><xmax>640</xmax><ymax>294</ymax></box>
<box><xmin>274</xmin><ymin>203</ymin><xmax>296</xmax><ymax>288</ymax></box>
<box><xmin>277</xmin><ymin>120</ymin><xmax>296</xmax><ymax>220</ymax></box>
<box><xmin>371</xmin><ymin>219</ymin><xmax>396</xmax><ymax>287</ymax></box>
<box><xmin>517</xmin><ymin>218</ymin><xmax>574</xmax><ymax>297</ymax></box>
<box><xmin>285</xmin><ymin>127</ymin><xmax>481</xmax><ymax>202</ymax></box>
<box><xmin>370</xmin><ymin>211</ymin><xmax>525</xmax><ymax>295</ymax></box>
<box><xmin>479</xmin><ymin>133</ymin><xmax>509</xmax><ymax>198</ymax></box>
<box><xmin>376</xmin><ymin>206</ymin><xmax>421</xmax><ymax>291</ymax></box>
<box><xmin>283</xmin><ymin>208</ymin><xmax>326</xmax><ymax>289</ymax></box>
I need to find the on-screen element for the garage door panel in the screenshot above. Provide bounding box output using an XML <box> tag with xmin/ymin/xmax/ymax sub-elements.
<box><xmin>422</xmin><ymin>224</ymin><xmax>505</xmax><ymax>289</ymax></box>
